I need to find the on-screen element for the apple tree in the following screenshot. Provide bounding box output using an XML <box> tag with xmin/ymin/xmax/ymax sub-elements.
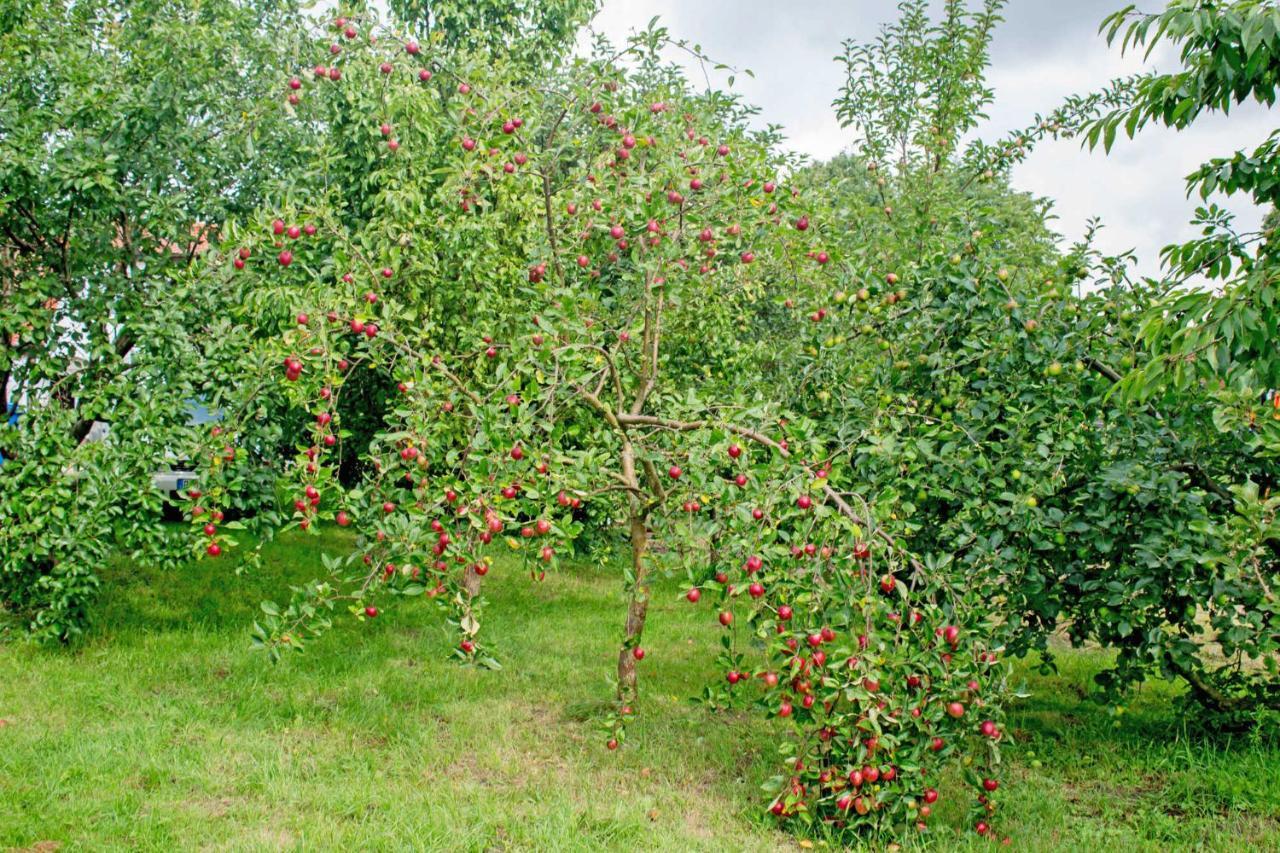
<box><xmin>192</xmin><ymin>12</ymin><xmax>1015</xmax><ymax>841</ymax></box>
<box><xmin>775</xmin><ymin>0</ymin><xmax>1279</xmax><ymax>720</ymax></box>
<box><xmin>1076</xmin><ymin>0</ymin><xmax>1280</xmax><ymax>714</ymax></box>
<box><xmin>962</xmin><ymin>0</ymin><xmax>1280</xmax><ymax>716</ymax></box>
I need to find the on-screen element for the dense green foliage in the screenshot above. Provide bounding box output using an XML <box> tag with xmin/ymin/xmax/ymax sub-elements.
<box><xmin>953</xmin><ymin>0</ymin><xmax>1280</xmax><ymax>716</ymax></box>
<box><xmin>751</xmin><ymin>0</ymin><xmax>1280</xmax><ymax>721</ymax></box>
<box><xmin>3</xmin><ymin>0</ymin><xmax>1280</xmax><ymax>846</ymax></box>
<box><xmin>0</xmin><ymin>0</ymin><xmax>309</xmax><ymax>639</ymax></box>
<box><xmin>1092</xmin><ymin>0</ymin><xmax>1280</xmax><ymax>715</ymax></box>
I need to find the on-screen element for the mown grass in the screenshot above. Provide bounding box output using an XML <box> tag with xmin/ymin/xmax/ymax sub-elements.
<box><xmin>1</xmin><ymin>528</ymin><xmax>1277</xmax><ymax>852</ymax></box>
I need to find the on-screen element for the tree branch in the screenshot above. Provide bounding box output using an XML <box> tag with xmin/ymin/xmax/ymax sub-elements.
<box><xmin>1086</xmin><ymin>356</ymin><xmax>1235</xmax><ymax>504</ymax></box>
<box><xmin>615</xmin><ymin>412</ymin><xmax>910</xmax><ymax>559</ymax></box>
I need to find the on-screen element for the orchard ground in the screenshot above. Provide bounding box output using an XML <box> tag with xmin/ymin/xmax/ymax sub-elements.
<box><xmin>1</xmin><ymin>530</ymin><xmax>1278</xmax><ymax>852</ymax></box>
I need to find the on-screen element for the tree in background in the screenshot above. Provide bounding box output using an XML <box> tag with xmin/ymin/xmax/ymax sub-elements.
<box><xmin>966</xmin><ymin>0</ymin><xmax>1280</xmax><ymax>717</ymax></box>
<box><xmin>1090</xmin><ymin>0</ymin><xmax>1280</xmax><ymax>714</ymax></box>
<box><xmin>260</xmin><ymin>0</ymin><xmax>600</xmax><ymax>489</ymax></box>
<box><xmin>0</xmin><ymin>0</ymin><xmax>313</xmax><ymax>639</ymax></box>
<box><xmin>387</xmin><ymin>0</ymin><xmax>597</xmax><ymax>57</ymax></box>
<box><xmin>752</xmin><ymin>0</ymin><xmax>1279</xmax><ymax>723</ymax></box>
<box><xmin>0</xmin><ymin>0</ymin><xmax>601</xmax><ymax>640</ymax></box>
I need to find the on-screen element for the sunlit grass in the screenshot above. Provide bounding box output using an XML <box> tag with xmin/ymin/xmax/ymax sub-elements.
<box><xmin>1</xmin><ymin>529</ymin><xmax>1276</xmax><ymax>851</ymax></box>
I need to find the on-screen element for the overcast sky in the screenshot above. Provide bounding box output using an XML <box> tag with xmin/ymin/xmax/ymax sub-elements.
<box><xmin>585</xmin><ymin>0</ymin><xmax>1273</xmax><ymax>278</ymax></box>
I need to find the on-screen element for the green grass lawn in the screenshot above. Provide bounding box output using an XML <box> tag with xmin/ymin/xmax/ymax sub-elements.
<box><xmin>2</xmin><ymin>529</ymin><xmax>1278</xmax><ymax>852</ymax></box>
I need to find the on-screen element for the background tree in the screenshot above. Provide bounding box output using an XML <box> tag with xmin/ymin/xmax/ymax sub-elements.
<box><xmin>386</xmin><ymin>0</ymin><xmax>597</xmax><ymax>57</ymax></box>
<box><xmin>0</xmin><ymin>0</ymin><xmax>310</xmax><ymax>639</ymax></box>
<box><xmin>1088</xmin><ymin>0</ymin><xmax>1280</xmax><ymax>714</ymax></box>
<box><xmin>252</xmin><ymin>1</ymin><xmax>600</xmax><ymax>488</ymax></box>
<box><xmin>963</xmin><ymin>0</ymin><xmax>1280</xmax><ymax>716</ymax></box>
<box><xmin>749</xmin><ymin>0</ymin><xmax>1278</xmax><ymax>722</ymax></box>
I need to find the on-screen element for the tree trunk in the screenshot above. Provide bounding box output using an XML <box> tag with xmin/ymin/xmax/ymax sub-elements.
<box><xmin>459</xmin><ymin>562</ymin><xmax>483</xmax><ymax>644</ymax></box>
<box><xmin>1166</xmin><ymin>652</ymin><xmax>1280</xmax><ymax>715</ymax></box>
<box><xmin>461</xmin><ymin>562</ymin><xmax>482</xmax><ymax>598</ymax></box>
<box><xmin>616</xmin><ymin>507</ymin><xmax>650</xmax><ymax>704</ymax></box>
